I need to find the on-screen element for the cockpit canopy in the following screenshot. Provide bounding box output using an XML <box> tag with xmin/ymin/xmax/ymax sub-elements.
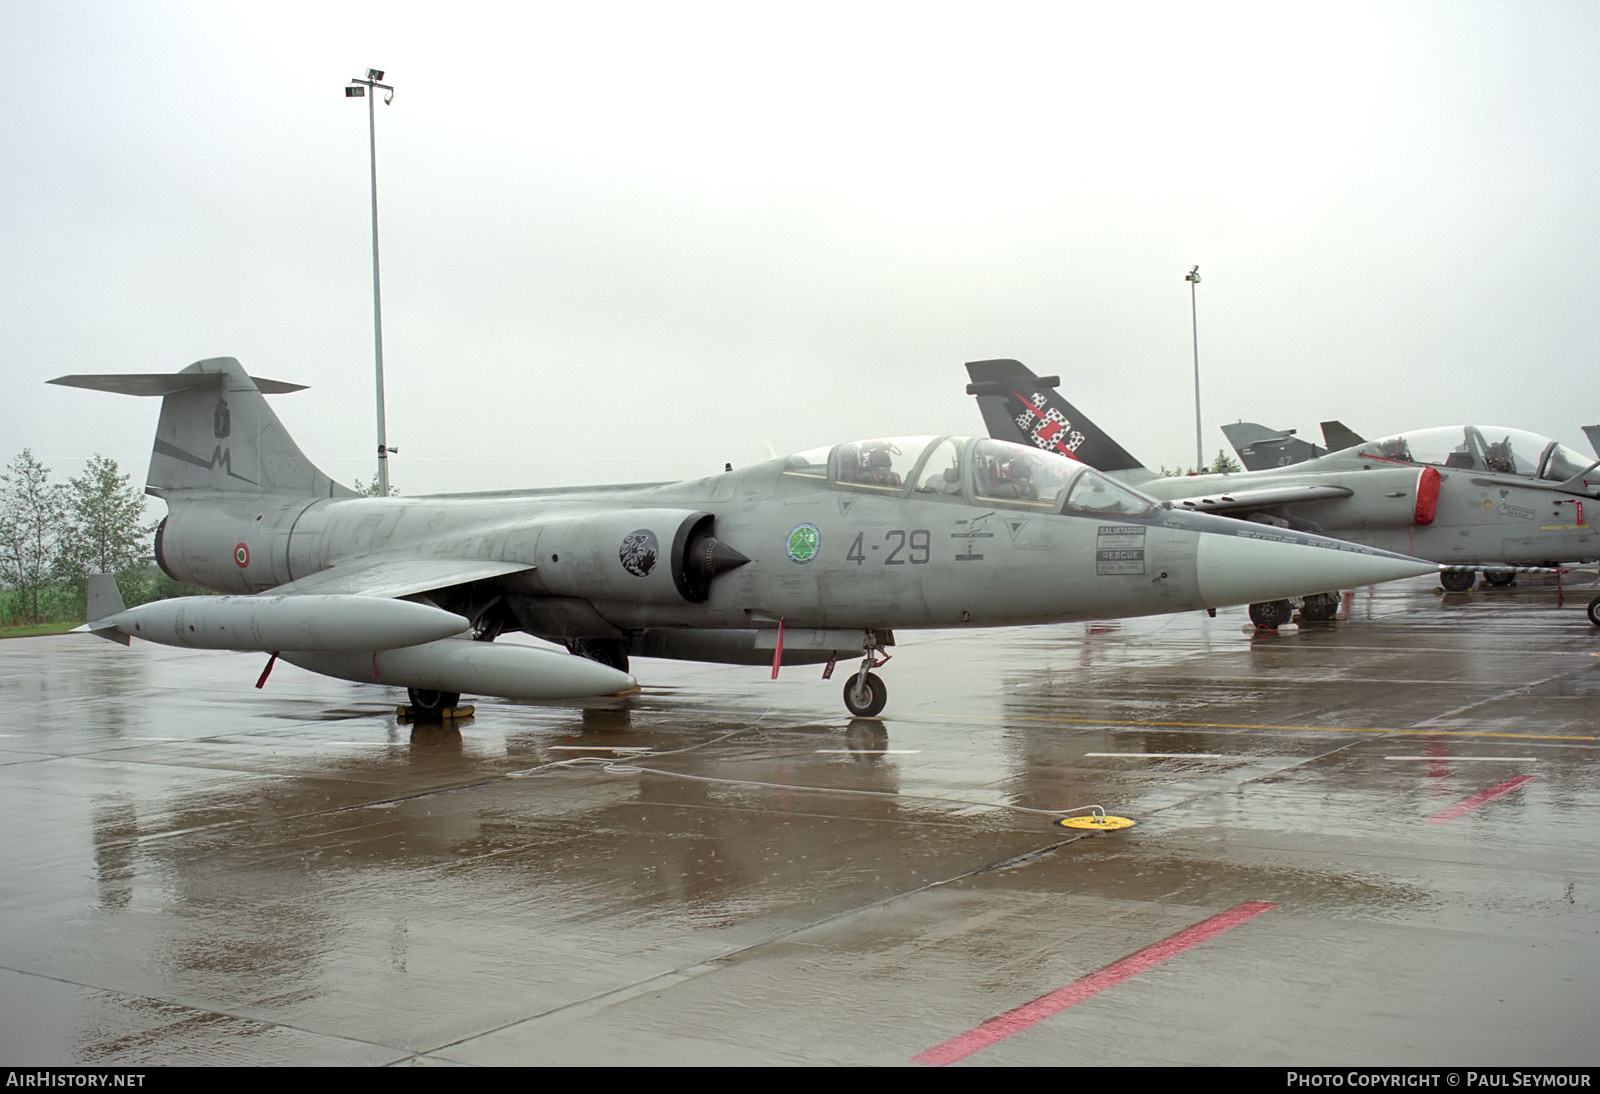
<box><xmin>782</xmin><ymin>436</ymin><xmax>1157</xmax><ymax>516</ymax></box>
<box><xmin>1355</xmin><ymin>425</ymin><xmax>1597</xmax><ymax>484</ymax></box>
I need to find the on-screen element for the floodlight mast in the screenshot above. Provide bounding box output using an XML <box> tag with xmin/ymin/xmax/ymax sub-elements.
<box><xmin>1185</xmin><ymin>264</ymin><xmax>1203</xmax><ymax>472</ymax></box>
<box><xmin>345</xmin><ymin>68</ymin><xmax>396</xmax><ymax>495</ymax></box>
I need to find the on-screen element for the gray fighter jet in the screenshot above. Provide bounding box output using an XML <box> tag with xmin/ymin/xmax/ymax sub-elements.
<box><xmin>52</xmin><ymin>357</ymin><xmax>1438</xmax><ymax>717</ymax></box>
<box><xmin>967</xmin><ymin>359</ymin><xmax>1600</xmax><ymax>627</ymax></box>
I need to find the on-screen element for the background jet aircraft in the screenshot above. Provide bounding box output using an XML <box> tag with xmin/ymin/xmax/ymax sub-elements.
<box><xmin>51</xmin><ymin>357</ymin><xmax>1437</xmax><ymax>717</ymax></box>
<box><xmin>966</xmin><ymin>358</ymin><xmax>1600</xmax><ymax>627</ymax></box>
<box><xmin>1219</xmin><ymin>421</ymin><xmax>1328</xmax><ymax>471</ymax></box>
<box><xmin>1221</xmin><ymin>420</ymin><xmax>1365</xmax><ymax>471</ymax></box>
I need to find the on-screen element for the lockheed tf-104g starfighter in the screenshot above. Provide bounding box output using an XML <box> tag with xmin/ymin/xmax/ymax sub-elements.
<box><xmin>55</xmin><ymin>357</ymin><xmax>1438</xmax><ymax>718</ymax></box>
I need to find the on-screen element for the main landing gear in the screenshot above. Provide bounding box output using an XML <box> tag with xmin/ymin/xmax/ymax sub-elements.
<box><xmin>1248</xmin><ymin>591</ymin><xmax>1340</xmax><ymax>629</ymax></box>
<box><xmin>571</xmin><ymin>637</ymin><xmax>630</xmax><ymax>674</ymax></box>
<box><xmin>1248</xmin><ymin>599</ymin><xmax>1294</xmax><ymax>629</ymax></box>
<box><xmin>1588</xmin><ymin>596</ymin><xmax>1600</xmax><ymax>627</ymax></box>
<box><xmin>404</xmin><ymin>688</ymin><xmax>465</xmax><ymax>721</ymax></box>
<box><xmin>1440</xmin><ymin>568</ymin><xmax>1477</xmax><ymax>592</ymax></box>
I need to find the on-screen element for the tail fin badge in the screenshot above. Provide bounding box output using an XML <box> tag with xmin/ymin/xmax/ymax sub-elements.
<box><xmin>214</xmin><ymin>398</ymin><xmax>231</xmax><ymax>439</ymax></box>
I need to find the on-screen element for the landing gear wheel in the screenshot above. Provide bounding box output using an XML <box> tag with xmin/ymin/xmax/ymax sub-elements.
<box><xmin>1300</xmin><ymin>592</ymin><xmax>1339</xmax><ymax>622</ymax></box>
<box><xmin>572</xmin><ymin>638</ymin><xmax>629</xmax><ymax>674</ymax></box>
<box><xmin>1484</xmin><ymin>569</ymin><xmax>1517</xmax><ymax>588</ymax></box>
<box><xmin>1249</xmin><ymin>599</ymin><xmax>1293</xmax><ymax>629</ymax></box>
<box><xmin>1588</xmin><ymin>596</ymin><xmax>1600</xmax><ymax>627</ymax></box>
<box><xmin>1441</xmin><ymin>568</ymin><xmax>1476</xmax><ymax>592</ymax></box>
<box><xmin>407</xmin><ymin>688</ymin><xmax>461</xmax><ymax>721</ymax></box>
<box><xmin>843</xmin><ymin>671</ymin><xmax>887</xmax><ymax>717</ymax></box>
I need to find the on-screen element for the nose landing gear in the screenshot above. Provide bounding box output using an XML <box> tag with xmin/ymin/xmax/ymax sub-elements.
<box><xmin>831</xmin><ymin>634</ymin><xmax>891</xmax><ymax>717</ymax></box>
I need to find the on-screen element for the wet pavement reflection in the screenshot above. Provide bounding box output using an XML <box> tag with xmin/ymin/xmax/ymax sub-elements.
<box><xmin>1</xmin><ymin>574</ymin><xmax>1597</xmax><ymax>1065</ymax></box>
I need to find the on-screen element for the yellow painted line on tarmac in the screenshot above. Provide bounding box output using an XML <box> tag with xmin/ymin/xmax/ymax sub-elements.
<box><xmin>919</xmin><ymin>711</ymin><xmax>1599</xmax><ymax>743</ymax></box>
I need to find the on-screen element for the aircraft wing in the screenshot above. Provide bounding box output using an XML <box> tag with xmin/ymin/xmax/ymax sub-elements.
<box><xmin>1169</xmin><ymin>483</ymin><xmax>1354</xmax><ymax>513</ymax></box>
<box><xmin>267</xmin><ymin>558</ymin><xmax>535</xmax><ymax>600</ymax></box>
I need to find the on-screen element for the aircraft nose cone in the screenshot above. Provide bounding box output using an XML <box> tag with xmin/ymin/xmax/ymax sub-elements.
<box><xmin>1195</xmin><ymin>531</ymin><xmax>1437</xmax><ymax>607</ymax></box>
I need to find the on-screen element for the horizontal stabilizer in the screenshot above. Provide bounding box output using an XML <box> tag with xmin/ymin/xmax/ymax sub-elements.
<box><xmin>49</xmin><ymin>373</ymin><xmax>307</xmax><ymax>396</ymax></box>
<box><xmin>1583</xmin><ymin>425</ymin><xmax>1600</xmax><ymax>459</ymax></box>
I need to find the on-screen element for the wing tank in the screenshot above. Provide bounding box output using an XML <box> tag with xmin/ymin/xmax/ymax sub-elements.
<box><xmin>82</xmin><ymin>593</ymin><xmax>471</xmax><ymax>652</ymax></box>
<box><xmin>281</xmin><ymin>636</ymin><xmax>638</xmax><ymax>699</ymax></box>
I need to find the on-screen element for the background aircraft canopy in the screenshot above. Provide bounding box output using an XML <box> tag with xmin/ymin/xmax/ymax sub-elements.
<box><xmin>1357</xmin><ymin>425</ymin><xmax>1595</xmax><ymax>482</ymax></box>
<box><xmin>783</xmin><ymin>436</ymin><xmax>1157</xmax><ymax>515</ymax></box>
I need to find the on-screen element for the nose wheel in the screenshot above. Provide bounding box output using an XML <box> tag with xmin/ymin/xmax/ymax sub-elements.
<box><xmin>843</xmin><ymin>671</ymin><xmax>887</xmax><ymax>717</ymax></box>
<box><xmin>834</xmin><ymin>637</ymin><xmax>891</xmax><ymax>717</ymax></box>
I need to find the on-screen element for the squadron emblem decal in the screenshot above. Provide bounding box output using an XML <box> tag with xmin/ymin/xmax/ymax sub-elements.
<box><xmin>619</xmin><ymin>529</ymin><xmax>659</xmax><ymax>577</ymax></box>
<box><xmin>786</xmin><ymin>523</ymin><xmax>820</xmax><ymax>564</ymax></box>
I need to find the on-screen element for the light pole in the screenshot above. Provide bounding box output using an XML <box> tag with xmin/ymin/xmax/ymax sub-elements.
<box><xmin>1185</xmin><ymin>264</ymin><xmax>1202</xmax><ymax>472</ymax></box>
<box><xmin>345</xmin><ymin>68</ymin><xmax>396</xmax><ymax>495</ymax></box>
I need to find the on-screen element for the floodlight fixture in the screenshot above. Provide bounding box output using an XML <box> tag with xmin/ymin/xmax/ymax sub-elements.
<box><xmin>1186</xmin><ymin>264</ymin><xmax>1203</xmax><ymax>470</ymax></box>
<box><xmin>346</xmin><ymin>67</ymin><xmax>396</xmax><ymax>494</ymax></box>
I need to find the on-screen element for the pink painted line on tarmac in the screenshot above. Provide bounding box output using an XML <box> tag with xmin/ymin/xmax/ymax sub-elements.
<box><xmin>912</xmin><ymin>900</ymin><xmax>1277</xmax><ymax>1067</ymax></box>
<box><xmin>1423</xmin><ymin>774</ymin><xmax>1536</xmax><ymax>824</ymax></box>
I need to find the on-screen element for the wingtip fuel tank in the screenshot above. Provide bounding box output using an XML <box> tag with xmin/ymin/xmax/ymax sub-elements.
<box><xmin>86</xmin><ymin>592</ymin><xmax>472</xmax><ymax>652</ymax></box>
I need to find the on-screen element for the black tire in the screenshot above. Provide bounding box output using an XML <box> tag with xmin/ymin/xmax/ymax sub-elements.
<box><xmin>1441</xmin><ymin>568</ymin><xmax>1476</xmax><ymax>592</ymax></box>
<box><xmin>1484</xmin><ymin>569</ymin><xmax>1516</xmax><ymax>588</ymax></box>
<box><xmin>1249</xmin><ymin>599</ymin><xmax>1293</xmax><ymax>629</ymax></box>
<box><xmin>1588</xmin><ymin>596</ymin><xmax>1600</xmax><ymax>627</ymax></box>
<box><xmin>1301</xmin><ymin>592</ymin><xmax>1339</xmax><ymax>622</ymax></box>
<box><xmin>842</xmin><ymin>671</ymin><xmax>887</xmax><ymax>717</ymax></box>
<box><xmin>573</xmin><ymin>638</ymin><xmax>629</xmax><ymax>674</ymax></box>
<box><xmin>407</xmin><ymin>688</ymin><xmax>461</xmax><ymax>720</ymax></box>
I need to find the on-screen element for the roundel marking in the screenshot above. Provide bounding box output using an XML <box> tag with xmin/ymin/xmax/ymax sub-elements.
<box><xmin>786</xmin><ymin>523</ymin><xmax>821</xmax><ymax>564</ymax></box>
<box><xmin>234</xmin><ymin>543</ymin><xmax>250</xmax><ymax>568</ymax></box>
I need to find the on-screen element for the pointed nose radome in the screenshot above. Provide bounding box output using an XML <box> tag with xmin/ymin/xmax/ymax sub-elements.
<box><xmin>1195</xmin><ymin>532</ymin><xmax>1437</xmax><ymax>608</ymax></box>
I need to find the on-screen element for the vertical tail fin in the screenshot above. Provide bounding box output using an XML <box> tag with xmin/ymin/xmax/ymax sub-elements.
<box><xmin>49</xmin><ymin>357</ymin><xmax>355</xmax><ymax>498</ymax></box>
<box><xmin>1220</xmin><ymin>421</ymin><xmax>1327</xmax><ymax>470</ymax></box>
<box><xmin>1320</xmin><ymin>421</ymin><xmax>1366</xmax><ymax>453</ymax></box>
<box><xmin>964</xmin><ymin>359</ymin><xmax>1152</xmax><ymax>479</ymax></box>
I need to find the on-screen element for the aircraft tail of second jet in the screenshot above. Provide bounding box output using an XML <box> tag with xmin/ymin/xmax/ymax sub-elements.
<box><xmin>49</xmin><ymin>357</ymin><xmax>355</xmax><ymax>499</ymax></box>
<box><xmin>964</xmin><ymin>358</ymin><xmax>1152</xmax><ymax>479</ymax></box>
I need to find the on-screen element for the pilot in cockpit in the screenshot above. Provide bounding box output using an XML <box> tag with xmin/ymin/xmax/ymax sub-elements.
<box><xmin>1484</xmin><ymin>437</ymin><xmax>1516</xmax><ymax>474</ymax></box>
<box><xmin>1375</xmin><ymin>437</ymin><xmax>1413</xmax><ymax>462</ymax></box>
<box><xmin>852</xmin><ymin>441</ymin><xmax>901</xmax><ymax>487</ymax></box>
<box><xmin>992</xmin><ymin>457</ymin><xmax>1039</xmax><ymax>500</ymax></box>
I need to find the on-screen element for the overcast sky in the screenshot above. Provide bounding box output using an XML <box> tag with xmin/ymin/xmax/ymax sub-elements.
<box><xmin>5</xmin><ymin>1</ymin><xmax>1600</xmax><ymax>495</ymax></box>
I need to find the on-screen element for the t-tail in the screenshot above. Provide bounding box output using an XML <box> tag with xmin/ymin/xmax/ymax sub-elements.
<box><xmin>964</xmin><ymin>359</ymin><xmax>1152</xmax><ymax>480</ymax></box>
<box><xmin>48</xmin><ymin>357</ymin><xmax>354</xmax><ymax>499</ymax></box>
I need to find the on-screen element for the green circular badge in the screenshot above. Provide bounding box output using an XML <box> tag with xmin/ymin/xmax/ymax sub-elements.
<box><xmin>786</xmin><ymin>523</ymin><xmax>820</xmax><ymax>564</ymax></box>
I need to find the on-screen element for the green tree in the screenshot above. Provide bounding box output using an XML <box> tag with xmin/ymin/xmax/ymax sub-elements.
<box><xmin>353</xmin><ymin>472</ymin><xmax>398</xmax><ymax>496</ymax></box>
<box><xmin>59</xmin><ymin>454</ymin><xmax>154</xmax><ymax>580</ymax></box>
<box><xmin>0</xmin><ymin>449</ymin><xmax>67</xmax><ymax>624</ymax></box>
<box><xmin>1160</xmin><ymin>449</ymin><xmax>1243</xmax><ymax>477</ymax></box>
